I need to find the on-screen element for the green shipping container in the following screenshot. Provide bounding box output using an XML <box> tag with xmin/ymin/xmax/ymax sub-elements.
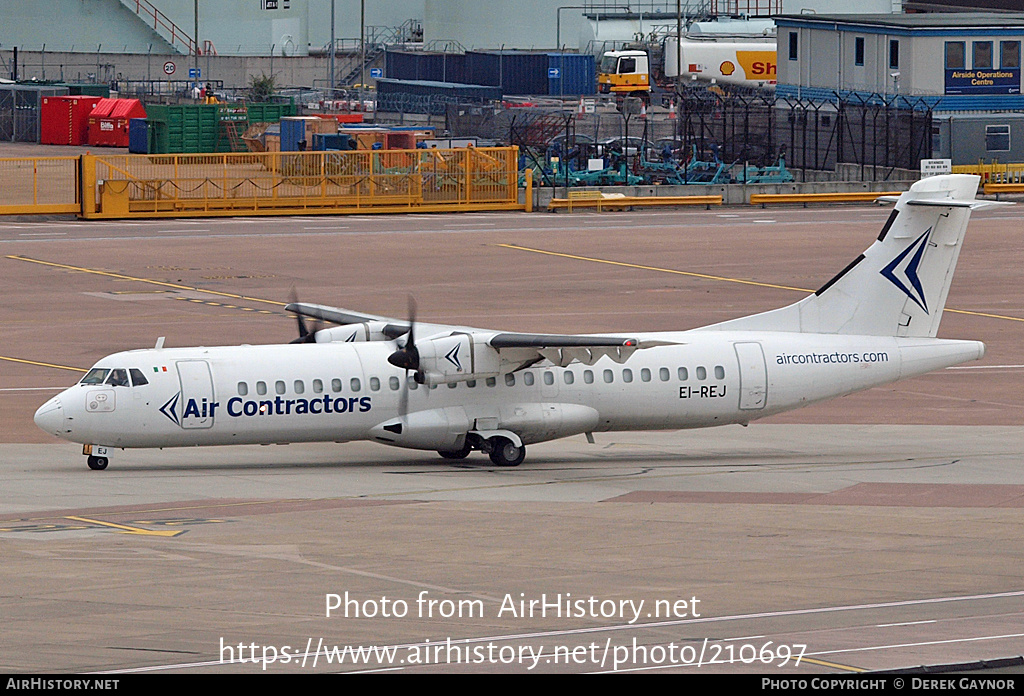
<box><xmin>144</xmin><ymin>102</ymin><xmax>297</xmax><ymax>154</ymax></box>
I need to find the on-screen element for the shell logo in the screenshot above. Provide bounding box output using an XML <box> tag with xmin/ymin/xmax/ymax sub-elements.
<box><xmin>720</xmin><ymin>60</ymin><xmax>736</xmax><ymax>76</ymax></box>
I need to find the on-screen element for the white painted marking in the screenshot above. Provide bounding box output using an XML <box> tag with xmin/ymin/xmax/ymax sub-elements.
<box><xmin>18</xmin><ymin>232</ymin><xmax>67</xmax><ymax>236</ymax></box>
<box><xmin>877</xmin><ymin>620</ymin><xmax>937</xmax><ymax>627</ymax></box>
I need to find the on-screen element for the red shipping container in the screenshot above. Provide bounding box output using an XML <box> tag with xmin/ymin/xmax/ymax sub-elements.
<box><xmin>87</xmin><ymin>98</ymin><xmax>147</xmax><ymax>147</ymax></box>
<box><xmin>40</xmin><ymin>96</ymin><xmax>102</xmax><ymax>145</ymax></box>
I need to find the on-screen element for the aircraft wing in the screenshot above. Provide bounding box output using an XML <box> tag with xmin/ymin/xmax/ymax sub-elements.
<box><xmin>286</xmin><ymin>302</ymin><xmax>412</xmax><ymax>339</ymax></box>
<box><xmin>286</xmin><ymin>302</ymin><xmax>675</xmax><ymax>368</ymax></box>
<box><xmin>487</xmin><ymin>333</ymin><xmax>674</xmax><ymax>368</ymax></box>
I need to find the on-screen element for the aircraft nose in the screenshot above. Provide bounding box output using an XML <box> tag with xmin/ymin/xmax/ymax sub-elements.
<box><xmin>34</xmin><ymin>396</ymin><xmax>65</xmax><ymax>436</ymax></box>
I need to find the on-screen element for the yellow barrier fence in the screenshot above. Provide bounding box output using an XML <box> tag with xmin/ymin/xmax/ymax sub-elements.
<box><xmin>81</xmin><ymin>147</ymin><xmax>522</xmax><ymax>218</ymax></box>
<box><xmin>952</xmin><ymin>162</ymin><xmax>1024</xmax><ymax>184</ymax></box>
<box><xmin>0</xmin><ymin>157</ymin><xmax>80</xmax><ymax>215</ymax></box>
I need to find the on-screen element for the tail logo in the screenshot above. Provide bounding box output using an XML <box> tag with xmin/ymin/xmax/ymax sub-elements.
<box><xmin>880</xmin><ymin>228</ymin><xmax>931</xmax><ymax>313</ymax></box>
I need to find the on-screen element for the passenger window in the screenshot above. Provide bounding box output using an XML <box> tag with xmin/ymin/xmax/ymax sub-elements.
<box><xmin>370</xmin><ymin>377</ymin><xmax>380</xmax><ymax>391</ymax></box>
<box><xmin>564</xmin><ymin>371</ymin><xmax>574</xmax><ymax>385</ymax></box>
<box><xmin>129</xmin><ymin>368</ymin><xmax>149</xmax><ymax>386</ymax></box>
<box><xmin>447</xmin><ymin>382</ymin><xmax>457</xmax><ymax>389</ymax></box>
<box><xmin>332</xmin><ymin>378</ymin><xmax>342</xmax><ymax>393</ymax></box>
<box><xmin>389</xmin><ymin>376</ymin><xmax>401</xmax><ymax>390</ymax></box>
<box><xmin>237</xmin><ymin>381</ymin><xmax>248</xmax><ymax>396</ymax></box>
<box><xmin>350</xmin><ymin>378</ymin><xmax>361</xmax><ymax>392</ymax></box>
<box><xmin>313</xmin><ymin>379</ymin><xmax>324</xmax><ymax>394</ymax></box>
<box><xmin>486</xmin><ymin>377</ymin><xmax>496</xmax><ymax>387</ymax></box>
<box><xmin>81</xmin><ymin>368</ymin><xmax>110</xmax><ymax>385</ymax></box>
<box><xmin>622</xmin><ymin>368</ymin><xmax>633</xmax><ymax>383</ymax></box>
<box><xmin>524</xmin><ymin>372</ymin><xmax>535</xmax><ymax>386</ymax></box>
<box><xmin>603</xmin><ymin>369</ymin><xmax>614</xmax><ymax>383</ymax></box>
<box><xmin>697</xmin><ymin>366</ymin><xmax>707</xmax><ymax>380</ymax></box>
<box><xmin>660</xmin><ymin>367</ymin><xmax>670</xmax><ymax>381</ymax></box>
<box><xmin>543</xmin><ymin>371</ymin><xmax>554</xmax><ymax>386</ymax></box>
<box><xmin>584</xmin><ymin>370</ymin><xmax>594</xmax><ymax>384</ymax></box>
<box><xmin>408</xmin><ymin>376</ymin><xmax>419</xmax><ymax>390</ymax></box>
<box><xmin>257</xmin><ymin>381</ymin><xmax>268</xmax><ymax>395</ymax></box>
<box><xmin>678</xmin><ymin>367</ymin><xmax>688</xmax><ymax>381</ymax></box>
<box><xmin>641</xmin><ymin>368</ymin><xmax>651</xmax><ymax>382</ymax></box>
<box><xmin>505</xmin><ymin>373</ymin><xmax>516</xmax><ymax>387</ymax></box>
<box><xmin>275</xmin><ymin>380</ymin><xmax>286</xmax><ymax>395</ymax></box>
<box><xmin>294</xmin><ymin>380</ymin><xmax>304</xmax><ymax>394</ymax></box>
<box><xmin>467</xmin><ymin>380</ymin><xmax>477</xmax><ymax>388</ymax></box>
<box><xmin>715</xmin><ymin>365</ymin><xmax>725</xmax><ymax>380</ymax></box>
<box><xmin>106</xmin><ymin>368</ymin><xmax>129</xmax><ymax>387</ymax></box>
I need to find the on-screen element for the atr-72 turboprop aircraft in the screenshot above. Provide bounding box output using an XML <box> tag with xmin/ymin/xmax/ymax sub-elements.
<box><xmin>36</xmin><ymin>175</ymin><xmax>995</xmax><ymax>469</ymax></box>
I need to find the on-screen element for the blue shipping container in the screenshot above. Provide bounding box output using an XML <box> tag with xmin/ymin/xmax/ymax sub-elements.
<box><xmin>128</xmin><ymin>118</ymin><xmax>148</xmax><ymax>153</ymax></box>
<box><xmin>385</xmin><ymin>50</ymin><xmax>466</xmax><ymax>84</ymax></box>
<box><xmin>280</xmin><ymin>118</ymin><xmax>305</xmax><ymax>151</ymax></box>
<box><xmin>547</xmin><ymin>53</ymin><xmax>596</xmax><ymax>96</ymax></box>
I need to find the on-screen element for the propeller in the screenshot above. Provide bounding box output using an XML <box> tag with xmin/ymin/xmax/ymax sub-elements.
<box><xmin>288</xmin><ymin>288</ymin><xmax>323</xmax><ymax>344</ymax></box>
<box><xmin>387</xmin><ymin>297</ymin><xmax>422</xmax><ymax>416</ymax></box>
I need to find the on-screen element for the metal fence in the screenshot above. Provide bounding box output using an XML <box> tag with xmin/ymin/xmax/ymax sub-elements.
<box><xmin>82</xmin><ymin>147</ymin><xmax>520</xmax><ymax>218</ymax></box>
<box><xmin>450</xmin><ymin>87</ymin><xmax>934</xmax><ymax>182</ymax></box>
<box><xmin>0</xmin><ymin>157</ymin><xmax>80</xmax><ymax>214</ymax></box>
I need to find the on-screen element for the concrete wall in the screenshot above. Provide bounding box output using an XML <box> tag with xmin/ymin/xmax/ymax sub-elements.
<box><xmin>2</xmin><ymin>50</ymin><xmax>336</xmax><ymax>90</ymax></box>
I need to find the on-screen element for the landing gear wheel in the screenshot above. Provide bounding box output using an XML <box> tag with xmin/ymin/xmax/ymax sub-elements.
<box><xmin>438</xmin><ymin>441</ymin><xmax>472</xmax><ymax>460</ymax></box>
<box><xmin>488</xmin><ymin>438</ymin><xmax>525</xmax><ymax>467</ymax></box>
<box><xmin>87</xmin><ymin>456</ymin><xmax>108</xmax><ymax>471</ymax></box>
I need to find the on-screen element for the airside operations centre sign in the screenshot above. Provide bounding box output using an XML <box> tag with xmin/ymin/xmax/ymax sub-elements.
<box><xmin>945</xmin><ymin>68</ymin><xmax>1021</xmax><ymax>95</ymax></box>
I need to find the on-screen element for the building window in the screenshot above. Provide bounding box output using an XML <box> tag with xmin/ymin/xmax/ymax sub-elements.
<box><xmin>889</xmin><ymin>40</ymin><xmax>899</xmax><ymax>70</ymax></box>
<box><xmin>986</xmin><ymin>125</ymin><xmax>1010</xmax><ymax>152</ymax></box>
<box><xmin>788</xmin><ymin>32</ymin><xmax>798</xmax><ymax>61</ymax></box>
<box><xmin>974</xmin><ymin>41</ymin><xmax>993</xmax><ymax>70</ymax></box>
<box><xmin>855</xmin><ymin>37</ymin><xmax>864</xmax><ymax>66</ymax></box>
<box><xmin>1002</xmin><ymin>41</ymin><xmax>1021</xmax><ymax>69</ymax></box>
<box><xmin>945</xmin><ymin>42</ymin><xmax>965</xmax><ymax>70</ymax></box>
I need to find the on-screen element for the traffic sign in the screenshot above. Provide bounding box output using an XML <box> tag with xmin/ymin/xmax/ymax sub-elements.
<box><xmin>189</xmin><ymin>67</ymin><xmax>201</xmax><ymax>79</ymax></box>
<box><xmin>370</xmin><ymin>68</ymin><xmax>383</xmax><ymax>79</ymax></box>
<box><xmin>163</xmin><ymin>61</ymin><xmax>176</xmax><ymax>76</ymax></box>
<box><xmin>548</xmin><ymin>67</ymin><xmax>560</xmax><ymax>79</ymax></box>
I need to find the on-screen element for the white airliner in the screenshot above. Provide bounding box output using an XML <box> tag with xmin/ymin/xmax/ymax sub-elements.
<box><xmin>36</xmin><ymin>175</ymin><xmax>995</xmax><ymax>470</ymax></box>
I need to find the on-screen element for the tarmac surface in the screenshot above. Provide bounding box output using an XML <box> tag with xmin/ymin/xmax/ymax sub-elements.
<box><xmin>2</xmin><ymin>202</ymin><xmax>1023</xmax><ymax>674</ymax></box>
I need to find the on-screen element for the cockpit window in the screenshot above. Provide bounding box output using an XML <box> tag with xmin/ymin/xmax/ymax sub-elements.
<box><xmin>129</xmin><ymin>368</ymin><xmax>149</xmax><ymax>386</ymax></box>
<box><xmin>81</xmin><ymin>368</ymin><xmax>110</xmax><ymax>385</ymax></box>
<box><xmin>105</xmin><ymin>368</ymin><xmax>129</xmax><ymax>387</ymax></box>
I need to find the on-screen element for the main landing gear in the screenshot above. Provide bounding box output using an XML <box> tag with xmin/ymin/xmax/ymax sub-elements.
<box><xmin>87</xmin><ymin>455</ymin><xmax>108</xmax><ymax>470</ymax></box>
<box><xmin>437</xmin><ymin>434</ymin><xmax>526</xmax><ymax>467</ymax></box>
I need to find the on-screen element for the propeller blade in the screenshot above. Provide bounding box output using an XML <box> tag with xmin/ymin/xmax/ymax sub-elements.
<box><xmin>288</xmin><ymin>288</ymin><xmax>322</xmax><ymax>344</ymax></box>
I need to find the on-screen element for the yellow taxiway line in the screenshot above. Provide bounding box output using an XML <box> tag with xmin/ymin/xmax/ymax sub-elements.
<box><xmin>64</xmin><ymin>515</ymin><xmax>185</xmax><ymax>538</ymax></box>
<box><xmin>497</xmin><ymin>243</ymin><xmax>1024</xmax><ymax>324</ymax></box>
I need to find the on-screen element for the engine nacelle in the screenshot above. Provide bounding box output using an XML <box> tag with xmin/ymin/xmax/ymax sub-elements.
<box><xmin>370</xmin><ymin>406</ymin><xmax>471</xmax><ymax>451</ymax></box>
<box><xmin>315</xmin><ymin>321</ymin><xmax>393</xmax><ymax>343</ymax></box>
<box><xmin>416</xmin><ymin>332</ymin><xmax>501</xmax><ymax>386</ymax></box>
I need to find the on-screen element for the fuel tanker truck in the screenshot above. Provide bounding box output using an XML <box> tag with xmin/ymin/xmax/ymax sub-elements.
<box><xmin>598</xmin><ymin>36</ymin><xmax>777</xmax><ymax>101</ymax></box>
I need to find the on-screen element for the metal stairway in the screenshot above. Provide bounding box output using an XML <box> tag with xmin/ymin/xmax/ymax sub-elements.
<box><xmin>117</xmin><ymin>0</ymin><xmax>195</xmax><ymax>55</ymax></box>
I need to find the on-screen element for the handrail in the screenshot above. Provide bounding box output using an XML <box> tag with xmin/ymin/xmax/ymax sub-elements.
<box><xmin>122</xmin><ymin>0</ymin><xmax>196</xmax><ymax>55</ymax></box>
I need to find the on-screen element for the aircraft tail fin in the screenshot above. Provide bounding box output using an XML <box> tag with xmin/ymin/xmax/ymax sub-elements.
<box><xmin>704</xmin><ymin>174</ymin><xmax>998</xmax><ymax>338</ymax></box>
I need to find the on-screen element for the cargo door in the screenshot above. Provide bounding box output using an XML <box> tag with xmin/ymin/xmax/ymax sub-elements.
<box><xmin>734</xmin><ymin>342</ymin><xmax>768</xmax><ymax>411</ymax></box>
<box><xmin>176</xmin><ymin>360</ymin><xmax>215</xmax><ymax>429</ymax></box>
